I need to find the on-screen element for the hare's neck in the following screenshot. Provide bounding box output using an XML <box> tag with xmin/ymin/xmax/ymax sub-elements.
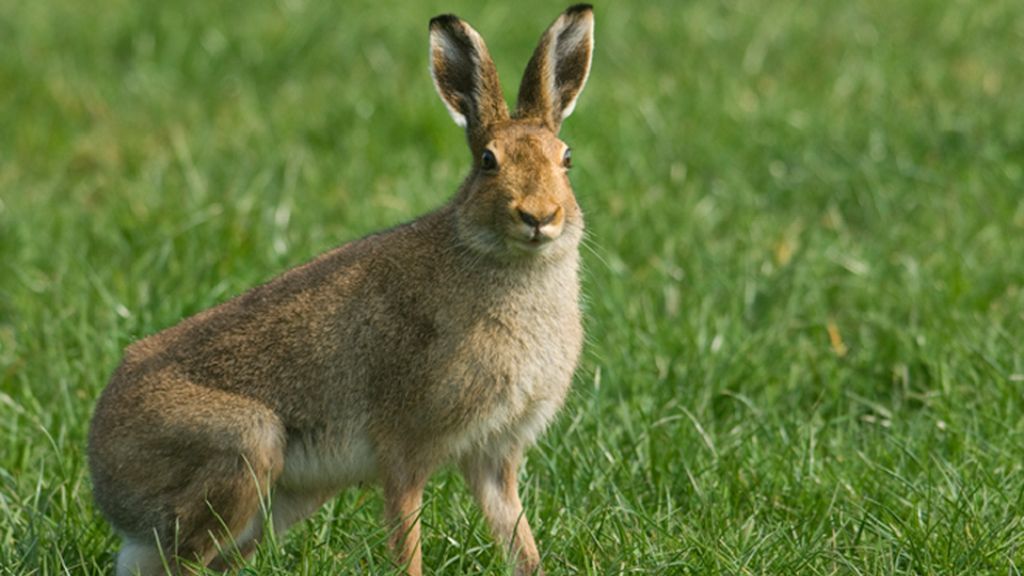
<box><xmin>464</xmin><ymin>247</ymin><xmax>580</xmax><ymax>309</ymax></box>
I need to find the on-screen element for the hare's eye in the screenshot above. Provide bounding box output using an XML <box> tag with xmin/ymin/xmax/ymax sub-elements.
<box><xmin>562</xmin><ymin>147</ymin><xmax>572</xmax><ymax>169</ymax></box>
<box><xmin>481</xmin><ymin>149</ymin><xmax>498</xmax><ymax>171</ymax></box>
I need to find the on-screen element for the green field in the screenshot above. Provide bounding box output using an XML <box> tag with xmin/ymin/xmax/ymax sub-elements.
<box><xmin>2</xmin><ymin>0</ymin><xmax>1023</xmax><ymax>573</ymax></box>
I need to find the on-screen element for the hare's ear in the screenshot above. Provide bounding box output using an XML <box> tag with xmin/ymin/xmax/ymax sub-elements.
<box><xmin>429</xmin><ymin>15</ymin><xmax>509</xmax><ymax>146</ymax></box>
<box><xmin>515</xmin><ymin>4</ymin><xmax>594</xmax><ymax>132</ymax></box>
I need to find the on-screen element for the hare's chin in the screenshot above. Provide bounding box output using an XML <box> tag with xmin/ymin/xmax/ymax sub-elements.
<box><xmin>508</xmin><ymin>235</ymin><xmax>556</xmax><ymax>254</ymax></box>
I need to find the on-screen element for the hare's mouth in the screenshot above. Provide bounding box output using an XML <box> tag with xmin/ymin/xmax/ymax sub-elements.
<box><xmin>509</xmin><ymin>233</ymin><xmax>555</xmax><ymax>254</ymax></box>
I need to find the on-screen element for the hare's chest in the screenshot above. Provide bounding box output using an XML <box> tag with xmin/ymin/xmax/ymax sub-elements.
<box><xmin>431</xmin><ymin>302</ymin><xmax>582</xmax><ymax>456</ymax></box>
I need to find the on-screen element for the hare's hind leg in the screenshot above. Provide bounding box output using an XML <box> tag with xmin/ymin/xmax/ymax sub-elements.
<box><xmin>96</xmin><ymin>379</ymin><xmax>286</xmax><ymax>574</ymax></box>
<box><xmin>170</xmin><ymin>398</ymin><xmax>286</xmax><ymax>572</ymax></box>
<box><xmin>206</xmin><ymin>487</ymin><xmax>333</xmax><ymax>571</ymax></box>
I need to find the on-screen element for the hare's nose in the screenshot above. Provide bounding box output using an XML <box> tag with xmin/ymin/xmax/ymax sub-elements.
<box><xmin>517</xmin><ymin>208</ymin><xmax>557</xmax><ymax>228</ymax></box>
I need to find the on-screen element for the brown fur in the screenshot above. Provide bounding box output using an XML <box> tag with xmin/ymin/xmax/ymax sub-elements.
<box><xmin>88</xmin><ymin>5</ymin><xmax>595</xmax><ymax>576</ymax></box>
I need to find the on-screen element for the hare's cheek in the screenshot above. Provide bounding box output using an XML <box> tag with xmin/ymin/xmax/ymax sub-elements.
<box><xmin>467</xmin><ymin>201</ymin><xmax>497</xmax><ymax>228</ymax></box>
<box><xmin>504</xmin><ymin>199</ymin><xmax>522</xmax><ymax>220</ymax></box>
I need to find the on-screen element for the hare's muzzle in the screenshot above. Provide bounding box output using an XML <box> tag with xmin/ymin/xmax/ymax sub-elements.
<box><xmin>514</xmin><ymin>204</ymin><xmax>565</xmax><ymax>246</ymax></box>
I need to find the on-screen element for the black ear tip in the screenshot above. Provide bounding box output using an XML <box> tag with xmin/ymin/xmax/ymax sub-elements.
<box><xmin>430</xmin><ymin>14</ymin><xmax>461</xmax><ymax>31</ymax></box>
<box><xmin>565</xmin><ymin>4</ymin><xmax>593</xmax><ymax>16</ymax></box>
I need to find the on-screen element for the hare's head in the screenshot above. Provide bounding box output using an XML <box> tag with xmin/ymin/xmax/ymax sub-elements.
<box><xmin>430</xmin><ymin>5</ymin><xmax>594</xmax><ymax>261</ymax></box>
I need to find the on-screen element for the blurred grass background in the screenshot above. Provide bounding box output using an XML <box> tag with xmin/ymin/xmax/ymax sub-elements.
<box><xmin>1</xmin><ymin>0</ymin><xmax>1023</xmax><ymax>573</ymax></box>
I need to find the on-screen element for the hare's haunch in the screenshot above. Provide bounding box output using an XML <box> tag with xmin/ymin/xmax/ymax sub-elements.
<box><xmin>89</xmin><ymin>5</ymin><xmax>594</xmax><ymax>576</ymax></box>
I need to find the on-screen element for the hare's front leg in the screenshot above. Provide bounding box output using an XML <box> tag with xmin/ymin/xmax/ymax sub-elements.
<box><xmin>382</xmin><ymin>465</ymin><xmax>429</xmax><ymax>576</ymax></box>
<box><xmin>461</xmin><ymin>448</ymin><xmax>543</xmax><ymax>576</ymax></box>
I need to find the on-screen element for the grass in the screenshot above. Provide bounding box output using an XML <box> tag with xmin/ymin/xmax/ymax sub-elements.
<box><xmin>1</xmin><ymin>0</ymin><xmax>1023</xmax><ymax>573</ymax></box>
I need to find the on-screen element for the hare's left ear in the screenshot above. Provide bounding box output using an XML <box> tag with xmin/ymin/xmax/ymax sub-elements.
<box><xmin>430</xmin><ymin>14</ymin><xmax>509</xmax><ymax>149</ymax></box>
<box><xmin>515</xmin><ymin>4</ymin><xmax>595</xmax><ymax>133</ymax></box>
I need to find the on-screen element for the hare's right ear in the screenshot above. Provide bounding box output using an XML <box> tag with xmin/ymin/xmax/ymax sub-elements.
<box><xmin>429</xmin><ymin>15</ymin><xmax>509</xmax><ymax>149</ymax></box>
<box><xmin>515</xmin><ymin>4</ymin><xmax>595</xmax><ymax>133</ymax></box>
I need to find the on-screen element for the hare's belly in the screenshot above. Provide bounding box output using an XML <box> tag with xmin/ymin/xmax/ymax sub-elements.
<box><xmin>278</xmin><ymin>426</ymin><xmax>378</xmax><ymax>491</ymax></box>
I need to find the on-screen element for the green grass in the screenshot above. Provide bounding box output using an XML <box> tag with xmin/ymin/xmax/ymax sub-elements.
<box><xmin>2</xmin><ymin>0</ymin><xmax>1023</xmax><ymax>573</ymax></box>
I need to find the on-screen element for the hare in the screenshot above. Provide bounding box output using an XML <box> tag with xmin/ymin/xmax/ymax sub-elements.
<box><xmin>88</xmin><ymin>4</ymin><xmax>594</xmax><ymax>576</ymax></box>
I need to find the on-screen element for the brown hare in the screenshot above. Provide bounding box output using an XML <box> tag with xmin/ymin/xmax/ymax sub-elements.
<box><xmin>88</xmin><ymin>4</ymin><xmax>594</xmax><ymax>575</ymax></box>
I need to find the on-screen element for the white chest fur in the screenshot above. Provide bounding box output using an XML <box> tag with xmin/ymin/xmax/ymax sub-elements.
<box><xmin>431</xmin><ymin>265</ymin><xmax>582</xmax><ymax>460</ymax></box>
